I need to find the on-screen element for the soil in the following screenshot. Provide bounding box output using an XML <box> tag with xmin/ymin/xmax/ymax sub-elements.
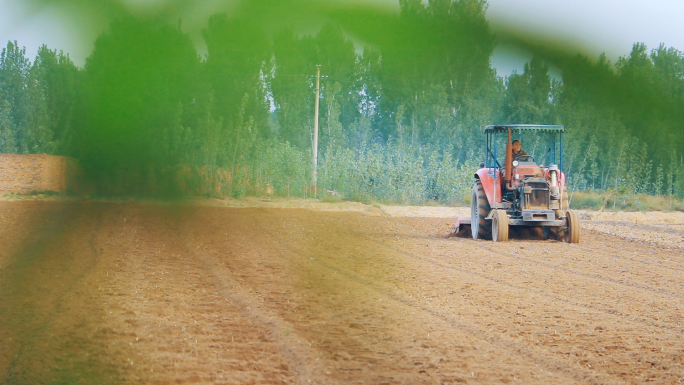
<box><xmin>1</xmin><ymin>200</ymin><xmax>683</xmax><ymax>384</ymax></box>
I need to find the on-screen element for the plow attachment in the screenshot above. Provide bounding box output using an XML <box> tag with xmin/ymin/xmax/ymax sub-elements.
<box><xmin>450</xmin><ymin>217</ymin><xmax>471</xmax><ymax>238</ymax></box>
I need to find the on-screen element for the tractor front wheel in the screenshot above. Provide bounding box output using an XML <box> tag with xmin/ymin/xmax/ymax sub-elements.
<box><xmin>471</xmin><ymin>180</ymin><xmax>491</xmax><ymax>240</ymax></box>
<box><xmin>492</xmin><ymin>209</ymin><xmax>509</xmax><ymax>242</ymax></box>
<box><xmin>564</xmin><ymin>210</ymin><xmax>580</xmax><ymax>243</ymax></box>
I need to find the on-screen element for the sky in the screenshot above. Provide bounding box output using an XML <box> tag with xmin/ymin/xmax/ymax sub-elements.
<box><xmin>1</xmin><ymin>0</ymin><xmax>683</xmax><ymax>77</ymax></box>
<box><xmin>486</xmin><ymin>0</ymin><xmax>684</xmax><ymax>77</ymax></box>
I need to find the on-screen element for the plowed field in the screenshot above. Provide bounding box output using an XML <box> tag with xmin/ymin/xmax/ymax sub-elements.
<box><xmin>1</xmin><ymin>201</ymin><xmax>683</xmax><ymax>384</ymax></box>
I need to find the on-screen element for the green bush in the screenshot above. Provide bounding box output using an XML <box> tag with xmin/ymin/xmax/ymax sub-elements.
<box><xmin>570</xmin><ymin>190</ymin><xmax>684</xmax><ymax>211</ymax></box>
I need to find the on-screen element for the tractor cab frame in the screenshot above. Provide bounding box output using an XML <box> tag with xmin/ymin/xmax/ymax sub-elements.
<box><xmin>454</xmin><ymin>124</ymin><xmax>580</xmax><ymax>243</ymax></box>
<box><xmin>484</xmin><ymin>124</ymin><xmax>563</xmax><ymax>173</ymax></box>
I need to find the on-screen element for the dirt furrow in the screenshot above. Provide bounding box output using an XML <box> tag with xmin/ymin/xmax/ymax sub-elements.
<box><xmin>377</xmin><ymin>241</ymin><xmax>683</xmax><ymax>383</ymax></box>
<box><xmin>366</xmin><ymin>226</ymin><xmax>684</xmax><ymax>297</ymax></box>
<box><xmin>2</xmin><ymin>202</ymin><xmax>683</xmax><ymax>384</ymax></box>
<box><xmin>263</xmin><ymin>238</ymin><xmax>601</xmax><ymax>384</ymax></box>
<box><xmin>259</xmin><ymin>213</ymin><xmax>684</xmax><ymax>383</ymax></box>
<box><xmin>0</xmin><ymin>203</ymin><xmax>131</xmax><ymax>384</ymax></box>
<box><xmin>87</xmin><ymin>204</ymin><xmax>296</xmax><ymax>384</ymax></box>
<box><xmin>179</xmin><ymin>208</ymin><xmax>588</xmax><ymax>384</ymax></box>
<box><xmin>376</xmin><ymin>237</ymin><xmax>684</xmax><ymax>335</ymax></box>
<box><xmin>360</xmin><ymin>224</ymin><xmax>684</xmax><ymax>330</ymax></box>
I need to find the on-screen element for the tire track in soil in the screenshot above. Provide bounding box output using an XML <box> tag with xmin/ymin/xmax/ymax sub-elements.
<box><xmin>264</xmin><ymin>214</ymin><xmax>683</xmax><ymax>384</ymax></box>
<box><xmin>371</xmin><ymin>227</ymin><xmax>684</xmax><ymax>298</ymax></box>
<box><xmin>379</xmin><ymin>220</ymin><xmax>684</xmax><ymax>270</ymax></box>
<box><xmin>582</xmin><ymin>221</ymin><xmax>684</xmax><ymax>252</ymax></box>
<box><xmin>361</xmin><ymin>226</ymin><xmax>684</xmax><ymax>331</ymax></box>
<box><xmin>464</xmin><ymin>232</ymin><xmax>684</xmax><ymax>329</ymax></box>
<box><xmin>328</xmin><ymin>216</ymin><xmax>680</xmax><ymax>380</ymax></box>
<box><xmin>369</xmin><ymin>218</ymin><xmax>684</xmax><ymax>383</ymax></box>
<box><xmin>472</xmin><ymin>238</ymin><xmax>684</xmax><ymax>298</ymax></box>
<box><xmin>331</xmin><ymin>238</ymin><xmax>671</xmax><ymax>384</ymax></box>
<box><xmin>291</xmin><ymin>213</ymin><xmax>684</xmax><ymax>384</ymax></box>
<box><xmin>356</xmin><ymin>226</ymin><xmax>684</xmax><ymax>339</ymax></box>
<box><xmin>361</xmin><ymin>235</ymin><xmax>684</xmax><ymax>341</ymax></box>
<box><xmin>180</xmin><ymin>208</ymin><xmax>584</xmax><ymax>384</ymax></box>
<box><xmin>387</xmin><ymin>239</ymin><xmax>684</xmax><ymax>335</ymax></box>
<box><xmin>466</xmin><ymin>240</ymin><xmax>684</xmax><ymax>315</ymax></box>
<box><xmin>252</xmin><ymin>227</ymin><xmax>604</xmax><ymax>384</ymax></box>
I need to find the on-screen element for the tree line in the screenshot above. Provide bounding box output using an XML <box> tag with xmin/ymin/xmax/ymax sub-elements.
<box><xmin>0</xmin><ymin>0</ymin><xmax>683</xmax><ymax>204</ymax></box>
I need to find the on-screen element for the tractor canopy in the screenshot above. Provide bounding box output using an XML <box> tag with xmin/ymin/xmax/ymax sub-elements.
<box><xmin>483</xmin><ymin>124</ymin><xmax>565</xmax><ymax>171</ymax></box>
<box><xmin>484</xmin><ymin>124</ymin><xmax>566</xmax><ymax>134</ymax></box>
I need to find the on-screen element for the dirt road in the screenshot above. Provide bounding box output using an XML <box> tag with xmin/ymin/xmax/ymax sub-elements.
<box><xmin>0</xmin><ymin>201</ymin><xmax>683</xmax><ymax>384</ymax></box>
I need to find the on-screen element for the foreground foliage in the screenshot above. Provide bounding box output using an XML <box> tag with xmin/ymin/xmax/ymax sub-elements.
<box><xmin>1</xmin><ymin>0</ymin><xmax>683</xmax><ymax>205</ymax></box>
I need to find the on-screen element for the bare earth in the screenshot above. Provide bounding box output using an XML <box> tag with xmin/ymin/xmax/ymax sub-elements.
<box><xmin>0</xmin><ymin>200</ymin><xmax>683</xmax><ymax>384</ymax></box>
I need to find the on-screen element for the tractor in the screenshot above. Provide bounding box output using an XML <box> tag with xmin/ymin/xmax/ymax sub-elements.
<box><xmin>453</xmin><ymin>124</ymin><xmax>580</xmax><ymax>243</ymax></box>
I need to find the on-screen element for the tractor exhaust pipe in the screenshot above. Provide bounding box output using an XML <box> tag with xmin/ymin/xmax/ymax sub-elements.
<box><xmin>549</xmin><ymin>163</ymin><xmax>560</xmax><ymax>199</ymax></box>
<box><xmin>504</xmin><ymin>127</ymin><xmax>513</xmax><ymax>190</ymax></box>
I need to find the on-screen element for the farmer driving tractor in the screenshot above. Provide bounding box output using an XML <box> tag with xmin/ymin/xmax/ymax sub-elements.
<box><xmin>512</xmin><ymin>139</ymin><xmax>528</xmax><ymax>158</ymax></box>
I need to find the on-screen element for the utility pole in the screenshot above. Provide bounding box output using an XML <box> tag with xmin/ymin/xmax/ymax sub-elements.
<box><xmin>312</xmin><ymin>65</ymin><xmax>321</xmax><ymax>198</ymax></box>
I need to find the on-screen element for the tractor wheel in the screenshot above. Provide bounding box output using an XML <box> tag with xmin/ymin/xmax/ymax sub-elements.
<box><xmin>564</xmin><ymin>210</ymin><xmax>580</xmax><ymax>243</ymax></box>
<box><xmin>471</xmin><ymin>180</ymin><xmax>491</xmax><ymax>240</ymax></box>
<box><xmin>492</xmin><ymin>209</ymin><xmax>509</xmax><ymax>242</ymax></box>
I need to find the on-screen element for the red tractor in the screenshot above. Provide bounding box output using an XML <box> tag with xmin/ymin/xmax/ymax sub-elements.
<box><xmin>454</xmin><ymin>124</ymin><xmax>580</xmax><ymax>243</ymax></box>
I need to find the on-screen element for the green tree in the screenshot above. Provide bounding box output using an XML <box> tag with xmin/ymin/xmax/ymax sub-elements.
<box><xmin>315</xmin><ymin>23</ymin><xmax>358</xmax><ymax>128</ymax></box>
<box><xmin>379</xmin><ymin>0</ymin><xmax>496</xmax><ymax>139</ymax></box>
<box><xmin>203</xmin><ymin>14</ymin><xmax>270</xmax><ymax>140</ymax></box>
<box><xmin>0</xmin><ymin>40</ymin><xmax>53</xmax><ymax>154</ymax></box>
<box><xmin>271</xmin><ymin>28</ymin><xmax>316</xmax><ymax>149</ymax></box>
<box><xmin>78</xmin><ymin>18</ymin><xmax>202</xmax><ymax>194</ymax></box>
<box><xmin>272</xmin><ymin>23</ymin><xmax>358</xmax><ymax>150</ymax></box>
<box><xmin>0</xmin><ymin>99</ymin><xmax>17</xmax><ymax>153</ymax></box>
<box><xmin>500</xmin><ymin>56</ymin><xmax>551</xmax><ymax>123</ymax></box>
<box><xmin>33</xmin><ymin>45</ymin><xmax>81</xmax><ymax>155</ymax></box>
<box><xmin>353</xmin><ymin>47</ymin><xmax>382</xmax><ymax>119</ymax></box>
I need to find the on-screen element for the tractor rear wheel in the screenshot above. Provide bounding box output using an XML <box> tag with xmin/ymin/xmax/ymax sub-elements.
<box><xmin>492</xmin><ymin>209</ymin><xmax>509</xmax><ymax>242</ymax></box>
<box><xmin>471</xmin><ymin>180</ymin><xmax>491</xmax><ymax>240</ymax></box>
<box><xmin>564</xmin><ymin>210</ymin><xmax>580</xmax><ymax>243</ymax></box>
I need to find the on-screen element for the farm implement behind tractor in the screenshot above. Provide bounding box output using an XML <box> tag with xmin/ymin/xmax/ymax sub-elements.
<box><xmin>453</xmin><ymin>124</ymin><xmax>580</xmax><ymax>243</ymax></box>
